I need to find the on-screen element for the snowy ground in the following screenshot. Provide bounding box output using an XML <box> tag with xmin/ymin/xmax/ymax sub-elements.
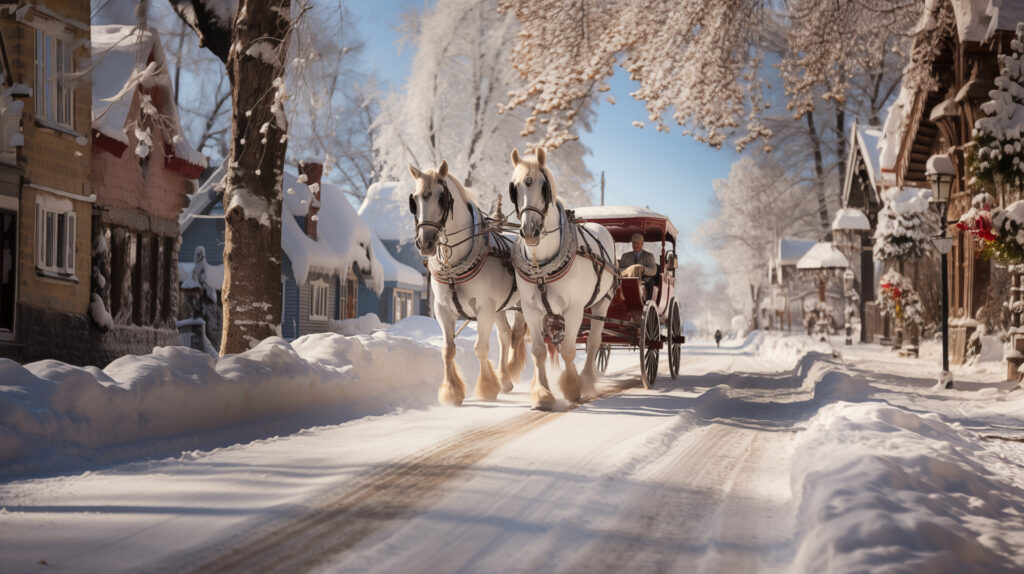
<box><xmin>1</xmin><ymin>326</ymin><xmax>1024</xmax><ymax>573</ymax></box>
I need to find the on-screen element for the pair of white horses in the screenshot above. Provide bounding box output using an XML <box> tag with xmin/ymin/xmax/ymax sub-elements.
<box><xmin>408</xmin><ymin>149</ymin><xmax>618</xmax><ymax>410</ymax></box>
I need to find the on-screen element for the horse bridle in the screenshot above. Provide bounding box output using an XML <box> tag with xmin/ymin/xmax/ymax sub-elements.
<box><xmin>410</xmin><ymin>177</ymin><xmax>454</xmax><ymax>234</ymax></box>
<box><xmin>508</xmin><ymin>175</ymin><xmax>552</xmax><ymax>220</ymax></box>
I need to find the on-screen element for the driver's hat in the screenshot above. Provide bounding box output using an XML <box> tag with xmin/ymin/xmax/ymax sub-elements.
<box><xmin>631</xmin><ymin>233</ymin><xmax>644</xmax><ymax>242</ymax></box>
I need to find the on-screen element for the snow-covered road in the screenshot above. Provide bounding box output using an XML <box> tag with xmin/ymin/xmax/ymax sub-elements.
<box><xmin>2</xmin><ymin>332</ymin><xmax>1024</xmax><ymax>573</ymax></box>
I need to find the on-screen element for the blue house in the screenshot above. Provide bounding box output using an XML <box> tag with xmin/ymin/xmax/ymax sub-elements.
<box><xmin>179</xmin><ymin>162</ymin><xmax>384</xmax><ymax>340</ymax></box>
<box><xmin>357</xmin><ymin>182</ymin><xmax>430</xmax><ymax>321</ymax></box>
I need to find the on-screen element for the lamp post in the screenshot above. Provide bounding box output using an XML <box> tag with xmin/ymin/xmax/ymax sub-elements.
<box><xmin>926</xmin><ymin>154</ymin><xmax>955</xmax><ymax>389</ymax></box>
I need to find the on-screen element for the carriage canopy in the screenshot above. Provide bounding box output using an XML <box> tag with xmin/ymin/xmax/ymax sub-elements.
<box><xmin>571</xmin><ymin>205</ymin><xmax>678</xmax><ymax>244</ymax></box>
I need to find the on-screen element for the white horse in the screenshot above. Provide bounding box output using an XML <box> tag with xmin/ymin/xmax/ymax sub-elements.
<box><xmin>409</xmin><ymin>160</ymin><xmax>528</xmax><ymax>406</ymax></box>
<box><xmin>507</xmin><ymin>148</ymin><xmax>618</xmax><ymax>410</ymax></box>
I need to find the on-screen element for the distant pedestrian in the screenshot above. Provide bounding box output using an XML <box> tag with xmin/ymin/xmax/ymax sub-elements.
<box><xmin>714</xmin><ymin>329</ymin><xmax>722</xmax><ymax>348</ymax></box>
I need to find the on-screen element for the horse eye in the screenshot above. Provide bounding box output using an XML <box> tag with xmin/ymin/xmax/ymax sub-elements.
<box><xmin>525</xmin><ymin>176</ymin><xmax>533</xmax><ymax>187</ymax></box>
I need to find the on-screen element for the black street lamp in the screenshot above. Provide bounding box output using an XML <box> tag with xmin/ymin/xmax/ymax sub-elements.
<box><xmin>926</xmin><ymin>153</ymin><xmax>955</xmax><ymax>389</ymax></box>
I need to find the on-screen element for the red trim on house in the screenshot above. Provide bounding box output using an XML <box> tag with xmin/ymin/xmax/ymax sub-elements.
<box><xmin>163</xmin><ymin>142</ymin><xmax>205</xmax><ymax>179</ymax></box>
<box><xmin>92</xmin><ymin>129</ymin><xmax>128</xmax><ymax>157</ymax></box>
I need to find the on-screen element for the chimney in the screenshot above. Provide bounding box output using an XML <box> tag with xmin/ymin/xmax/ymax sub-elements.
<box><xmin>301</xmin><ymin>161</ymin><xmax>324</xmax><ymax>241</ymax></box>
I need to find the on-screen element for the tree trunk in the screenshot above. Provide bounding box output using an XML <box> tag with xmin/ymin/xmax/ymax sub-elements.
<box><xmin>804</xmin><ymin>111</ymin><xmax>830</xmax><ymax>234</ymax></box>
<box><xmin>219</xmin><ymin>0</ymin><xmax>291</xmax><ymax>354</ymax></box>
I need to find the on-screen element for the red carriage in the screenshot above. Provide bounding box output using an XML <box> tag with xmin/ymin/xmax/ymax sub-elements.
<box><xmin>572</xmin><ymin>206</ymin><xmax>685</xmax><ymax>388</ymax></box>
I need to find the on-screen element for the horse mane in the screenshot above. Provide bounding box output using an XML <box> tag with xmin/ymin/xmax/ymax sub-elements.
<box><xmin>444</xmin><ymin>172</ymin><xmax>480</xmax><ymax>206</ymax></box>
<box><xmin>514</xmin><ymin>155</ymin><xmax>558</xmax><ymax>203</ymax></box>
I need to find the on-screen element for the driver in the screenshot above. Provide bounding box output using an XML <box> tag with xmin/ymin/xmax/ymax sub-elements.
<box><xmin>619</xmin><ymin>233</ymin><xmax>657</xmax><ymax>279</ymax></box>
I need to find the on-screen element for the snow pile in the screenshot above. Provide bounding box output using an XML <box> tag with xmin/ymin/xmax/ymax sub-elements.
<box><xmin>790</xmin><ymin>399</ymin><xmax>1024</xmax><ymax>572</ymax></box>
<box><xmin>0</xmin><ymin>329</ymin><xmax>449</xmax><ymax>476</ymax></box>
<box><xmin>329</xmin><ymin>313</ymin><xmax>386</xmax><ymax>336</ymax></box>
<box><xmin>357</xmin><ymin>181</ymin><xmax>416</xmax><ymax>243</ymax></box>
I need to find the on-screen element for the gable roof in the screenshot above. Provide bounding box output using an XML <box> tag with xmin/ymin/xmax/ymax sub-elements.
<box><xmin>91</xmin><ymin>24</ymin><xmax>206</xmax><ymax>176</ymax></box>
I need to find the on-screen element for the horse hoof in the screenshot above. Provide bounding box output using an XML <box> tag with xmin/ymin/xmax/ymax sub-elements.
<box><xmin>531</xmin><ymin>400</ymin><xmax>554</xmax><ymax>411</ymax></box>
<box><xmin>501</xmin><ymin>381</ymin><xmax>514</xmax><ymax>393</ymax></box>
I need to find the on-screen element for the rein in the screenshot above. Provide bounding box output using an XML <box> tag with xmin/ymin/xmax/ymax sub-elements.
<box><xmin>424</xmin><ymin>201</ymin><xmax>518</xmax><ymax>321</ymax></box>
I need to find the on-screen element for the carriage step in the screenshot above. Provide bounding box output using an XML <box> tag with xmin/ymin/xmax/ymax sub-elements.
<box><xmin>647</xmin><ymin>340</ymin><xmax>663</xmax><ymax>350</ymax></box>
<box><xmin>660</xmin><ymin>335</ymin><xmax>686</xmax><ymax>344</ymax></box>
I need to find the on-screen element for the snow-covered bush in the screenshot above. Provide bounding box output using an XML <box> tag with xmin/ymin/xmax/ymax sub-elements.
<box><xmin>873</xmin><ymin>187</ymin><xmax>934</xmax><ymax>263</ymax></box>
<box><xmin>878</xmin><ymin>270</ymin><xmax>923</xmax><ymax>332</ymax></box>
<box><xmin>969</xmin><ymin>23</ymin><xmax>1024</xmax><ymax>189</ymax></box>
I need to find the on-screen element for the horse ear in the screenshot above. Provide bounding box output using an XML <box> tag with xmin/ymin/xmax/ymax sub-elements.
<box><xmin>537</xmin><ymin>148</ymin><xmax>546</xmax><ymax>166</ymax></box>
<box><xmin>409</xmin><ymin>164</ymin><xmax>423</xmax><ymax>179</ymax></box>
<box><xmin>438</xmin><ymin>160</ymin><xmax>448</xmax><ymax>180</ymax></box>
<box><xmin>511</xmin><ymin>148</ymin><xmax>520</xmax><ymax>166</ymax></box>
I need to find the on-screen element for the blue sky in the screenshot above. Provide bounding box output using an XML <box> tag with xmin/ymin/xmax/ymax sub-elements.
<box><xmin>349</xmin><ymin>1</ymin><xmax>738</xmax><ymax>269</ymax></box>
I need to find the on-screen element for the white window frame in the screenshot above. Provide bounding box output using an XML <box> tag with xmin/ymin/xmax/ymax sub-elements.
<box><xmin>393</xmin><ymin>289</ymin><xmax>414</xmax><ymax>322</ymax></box>
<box><xmin>34</xmin><ymin>196</ymin><xmax>75</xmax><ymax>277</ymax></box>
<box><xmin>309</xmin><ymin>279</ymin><xmax>329</xmax><ymax>320</ymax></box>
<box><xmin>35</xmin><ymin>29</ymin><xmax>73</xmax><ymax>128</ymax></box>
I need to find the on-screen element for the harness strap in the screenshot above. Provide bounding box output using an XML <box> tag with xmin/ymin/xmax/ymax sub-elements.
<box><xmin>448</xmin><ymin>279</ymin><xmax>475</xmax><ymax>321</ymax></box>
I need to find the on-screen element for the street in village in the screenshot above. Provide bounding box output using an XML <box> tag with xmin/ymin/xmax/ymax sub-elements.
<box><xmin>2</xmin><ymin>330</ymin><xmax>1023</xmax><ymax>573</ymax></box>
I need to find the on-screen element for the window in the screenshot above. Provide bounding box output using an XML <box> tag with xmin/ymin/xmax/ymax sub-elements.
<box><xmin>34</xmin><ymin>199</ymin><xmax>75</xmax><ymax>276</ymax></box>
<box><xmin>393</xmin><ymin>289</ymin><xmax>415</xmax><ymax>322</ymax></box>
<box><xmin>309</xmin><ymin>279</ymin><xmax>329</xmax><ymax>320</ymax></box>
<box><xmin>35</xmin><ymin>29</ymin><xmax>73</xmax><ymax>128</ymax></box>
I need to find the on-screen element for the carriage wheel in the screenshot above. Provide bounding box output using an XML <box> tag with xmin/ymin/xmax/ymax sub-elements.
<box><xmin>597</xmin><ymin>344</ymin><xmax>610</xmax><ymax>373</ymax></box>
<box><xmin>668</xmin><ymin>298</ymin><xmax>682</xmax><ymax>380</ymax></box>
<box><xmin>639</xmin><ymin>301</ymin><xmax>660</xmax><ymax>388</ymax></box>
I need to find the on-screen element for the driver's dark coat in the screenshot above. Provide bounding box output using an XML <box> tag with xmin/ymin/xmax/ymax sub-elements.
<box><xmin>618</xmin><ymin>250</ymin><xmax>657</xmax><ymax>277</ymax></box>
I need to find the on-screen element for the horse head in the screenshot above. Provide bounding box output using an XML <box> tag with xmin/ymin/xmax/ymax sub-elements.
<box><xmin>508</xmin><ymin>148</ymin><xmax>555</xmax><ymax>247</ymax></box>
<box><xmin>408</xmin><ymin>160</ymin><xmax>454</xmax><ymax>256</ymax></box>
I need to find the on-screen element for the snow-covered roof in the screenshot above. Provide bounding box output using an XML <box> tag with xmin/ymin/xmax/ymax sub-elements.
<box><xmin>952</xmin><ymin>0</ymin><xmax>992</xmax><ymax>42</ymax></box>
<box><xmin>796</xmin><ymin>242</ymin><xmax>849</xmax><ymax>270</ymax></box>
<box><xmin>831</xmin><ymin>208</ymin><xmax>871</xmax><ymax>231</ymax></box>
<box><xmin>357</xmin><ymin>181</ymin><xmax>416</xmax><ymax>243</ymax></box>
<box><xmin>879</xmin><ymin>86</ymin><xmax>914</xmax><ymax>185</ymax></box>
<box><xmin>91</xmin><ymin>25</ymin><xmax>206</xmax><ymax>171</ymax></box>
<box><xmin>370</xmin><ymin>231</ymin><xmax>425</xmax><ymax>288</ymax></box>
<box><xmin>778</xmin><ymin>238</ymin><xmax>817</xmax><ymax>266</ymax></box>
<box><xmin>179</xmin><ymin>163</ymin><xmax>227</xmax><ymax>234</ymax></box>
<box><xmin>855</xmin><ymin>124</ymin><xmax>883</xmax><ymax>190</ymax></box>
<box><xmin>572</xmin><ymin>205</ymin><xmax>669</xmax><ymax>220</ymax></box>
<box><xmin>281</xmin><ymin>170</ymin><xmax>384</xmax><ymax>293</ymax></box>
<box><xmin>985</xmin><ymin>0</ymin><xmax>1024</xmax><ymax>41</ymax></box>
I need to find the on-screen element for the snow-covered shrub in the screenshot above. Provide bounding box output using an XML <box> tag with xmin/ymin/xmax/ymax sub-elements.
<box><xmin>987</xmin><ymin>200</ymin><xmax>1024</xmax><ymax>264</ymax></box>
<box><xmin>878</xmin><ymin>270</ymin><xmax>923</xmax><ymax>330</ymax></box>
<box><xmin>969</xmin><ymin>23</ymin><xmax>1024</xmax><ymax>189</ymax></box>
<box><xmin>873</xmin><ymin>187</ymin><xmax>934</xmax><ymax>263</ymax></box>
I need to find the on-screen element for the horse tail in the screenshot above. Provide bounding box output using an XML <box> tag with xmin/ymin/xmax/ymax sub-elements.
<box><xmin>507</xmin><ymin>313</ymin><xmax>528</xmax><ymax>379</ymax></box>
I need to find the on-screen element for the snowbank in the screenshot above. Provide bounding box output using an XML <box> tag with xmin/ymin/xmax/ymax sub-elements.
<box><xmin>0</xmin><ymin>325</ymin><xmax>460</xmax><ymax>477</ymax></box>
<box><xmin>790</xmin><ymin>398</ymin><xmax>1024</xmax><ymax>572</ymax></box>
<box><xmin>0</xmin><ymin>315</ymin><xmax>523</xmax><ymax>478</ymax></box>
<box><xmin>329</xmin><ymin>313</ymin><xmax>386</xmax><ymax>336</ymax></box>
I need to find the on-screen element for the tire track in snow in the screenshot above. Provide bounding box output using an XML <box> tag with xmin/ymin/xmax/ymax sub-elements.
<box><xmin>185</xmin><ymin>381</ymin><xmax>640</xmax><ymax>574</ymax></box>
<box><xmin>567</xmin><ymin>419</ymin><xmax>796</xmax><ymax>573</ymax></box>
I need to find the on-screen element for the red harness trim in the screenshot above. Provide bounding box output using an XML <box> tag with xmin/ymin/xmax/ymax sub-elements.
<box><xmin>431</xmin><ymin>248</ymin><xmax>490</xmax><ymax>286</ymax></box>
